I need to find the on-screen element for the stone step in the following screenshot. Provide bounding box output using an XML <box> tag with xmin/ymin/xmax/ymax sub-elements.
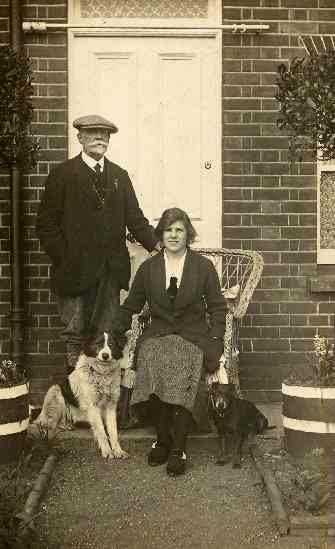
<box><xmin>55</xmin><ymin>402</ymin><xmax>283</xmax><ymax>453</ymax></box>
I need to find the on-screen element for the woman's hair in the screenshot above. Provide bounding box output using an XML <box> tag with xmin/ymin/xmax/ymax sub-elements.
<box><xmin>155</xmin><ymin>207</ymin><xmax>197</xmax><ymax>245</ymax></box>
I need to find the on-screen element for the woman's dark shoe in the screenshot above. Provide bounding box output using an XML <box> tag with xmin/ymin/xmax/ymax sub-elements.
<box><xmin>148</xmin><ymin>441</ymin><xmax>170</xmax><ymax>466</ymax></box>
<box><xmin>166</xmin><ymin>450</ymin><xmax>187</xmax><ymax>476</ymax></box>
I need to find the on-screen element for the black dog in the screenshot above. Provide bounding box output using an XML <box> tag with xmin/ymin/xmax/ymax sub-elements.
<box><xmin>209</xmin><ymin>383</ymin><xmax>275</xmax><ymax>468</ymax></box>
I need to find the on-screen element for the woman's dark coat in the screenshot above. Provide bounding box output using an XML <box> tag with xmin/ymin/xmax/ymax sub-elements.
<box><xmin>119</xmin><ymin>249</ymin><xmax>226</xmax><ymax>372</ymax></box>
<box><xmin>36</xmin><ymin>155</ymin><xmax>157</xmax><ymax>297</ymax></box>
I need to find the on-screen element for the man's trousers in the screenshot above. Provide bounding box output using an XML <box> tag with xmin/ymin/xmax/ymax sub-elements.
<box><xmin>57</xmin><ymin>265</ymin><xmax>120</xmax><ymax>370</ymax></box>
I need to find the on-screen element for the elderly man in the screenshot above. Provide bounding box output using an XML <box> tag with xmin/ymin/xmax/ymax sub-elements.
<box><xmin>36</xmin><ymin>114</ymin><xmax>160</xmax><ymax>371</ymax></box>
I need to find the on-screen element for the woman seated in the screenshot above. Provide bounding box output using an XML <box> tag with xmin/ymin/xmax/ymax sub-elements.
<box><xmin>116</xmin><ymin>208</ymin><xmax>226</xmax><ymax>476</ymax></box>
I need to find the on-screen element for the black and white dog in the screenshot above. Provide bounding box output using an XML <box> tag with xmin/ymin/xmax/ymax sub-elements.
<box><xmin>29</xmin><ymin>332</ymin><xmax>129</xmax><ymax>460</ymax></box>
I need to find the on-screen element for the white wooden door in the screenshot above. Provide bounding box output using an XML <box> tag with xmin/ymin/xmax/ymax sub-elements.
<box><xmin>69</xmin><ymin>32</ymin><xmax>221</xmax><ymax>248</ymax></box>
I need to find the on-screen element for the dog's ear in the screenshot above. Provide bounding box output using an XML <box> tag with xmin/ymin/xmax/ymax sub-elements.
<box><xmin>84</xmin><ymin>342</ymin><xmax>96</xmax><ymax>357</ymax></box>
<box><xmin>111</xmin><ymin>331</ymin><xmax>128</xmax><ymax>360</ymax></box>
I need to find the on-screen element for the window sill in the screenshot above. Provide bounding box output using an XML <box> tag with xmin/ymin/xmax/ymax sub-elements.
<box><xmin>310</xmin><ymin>276</ymin><xmax>335</xmax><ymax>293</ymax></box>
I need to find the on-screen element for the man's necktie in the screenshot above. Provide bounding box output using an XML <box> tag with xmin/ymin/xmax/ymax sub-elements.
<box><xmin>167</xmin><ymin>276</ymin><xmax>178</xmax><ymax>304</ymax></box>
<box><xmin>94</xmin><ymin>163</ymin><xmax>104</xmax><ymax>200</ymax></box>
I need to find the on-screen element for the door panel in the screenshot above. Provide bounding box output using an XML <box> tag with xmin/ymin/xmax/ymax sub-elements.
<box><xmin>69</xmin><ymin>34</ymin><xmax>221</xmax><ymax>248</ymax></box>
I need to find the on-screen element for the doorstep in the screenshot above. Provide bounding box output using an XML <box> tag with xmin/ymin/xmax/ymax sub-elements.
<box><xmin>54</xmin><ymin>402</ymin><xmax>283</xmax><ymax>453</ymax></box>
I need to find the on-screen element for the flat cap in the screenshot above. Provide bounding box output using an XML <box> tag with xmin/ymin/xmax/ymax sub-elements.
<box><xmin>73</xmin><ymin>114</ymin><xmax>118</xmax><ymax>133</ymax></box>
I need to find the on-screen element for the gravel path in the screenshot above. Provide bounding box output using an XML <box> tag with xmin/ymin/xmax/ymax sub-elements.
<box><xmin>35</xmin><ymin>438</ymin><xmax>328</xmax><ymax>549</ymax></box>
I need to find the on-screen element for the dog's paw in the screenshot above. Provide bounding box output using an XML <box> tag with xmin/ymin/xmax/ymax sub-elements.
<box><xmin>110</xmin><ymin>447</ymin><xmax>129</xmax><ymax>459</ymax></box>
<box><xmin>101</xmin><ymin>448</ymin><xmax>113</xmax><ymax>459</ymax></box>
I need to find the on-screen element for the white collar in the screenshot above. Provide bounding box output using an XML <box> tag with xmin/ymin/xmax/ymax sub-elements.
<box><xmin>81</xmin><ymin>151</ymin><xmax>105</xmax><ymax>172</ymax></box>
<box><xmin>164</xmin><ymin>249</ymin><xmax>187</xmax><ymax>289</ymax></box>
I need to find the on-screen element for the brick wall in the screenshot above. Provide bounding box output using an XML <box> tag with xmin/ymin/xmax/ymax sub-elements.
<box><xmin>0</xmin><ymin>1</ymin><xmax>10</xmax><ymax>358</ymax></box>
<box><xmin>2</xmin><ymin>1</ymin><xmax>335</xmax><ymax>404</ymax></box>
<box><xmin>24</xmin><ymin>1</ymin><xmax>67</xmax><ymax>405</ymax></box>
<box><xmin>222</xmin><ymin>0</ymin><xmax>335</xmax><ymax>397</ymax></box>
<box><xmin>0</xmin><ymin>1</ymin><xmax>67</xmax><ymax>405</ymax></box>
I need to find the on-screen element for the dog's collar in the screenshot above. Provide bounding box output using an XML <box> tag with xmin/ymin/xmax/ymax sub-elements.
<box><xmin>209</xmin><ymin>392</ymin><xmax>227</xmax><ymax>418</ymax></box>
<box><xmin>89</xmin><ymin>362</ymin><xmax>113</xmax><ymax>375</ymax></box>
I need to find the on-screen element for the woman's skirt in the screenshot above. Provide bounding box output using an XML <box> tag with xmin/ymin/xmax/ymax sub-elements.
<box><xmin>131</xmin><ymin>334</ymin><xmax>204</xmax><ymax>422</ymax></box>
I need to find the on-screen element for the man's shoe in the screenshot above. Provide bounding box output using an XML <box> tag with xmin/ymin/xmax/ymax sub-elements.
<box><xmin>148</xmin><ymin>441</ymin><xmax>170</xmax><ymax>466</ymax></box>
<box><xmin>166</xmin><ymin>449</ymin><xmax>187</xmax><ymax>476</ymax></box>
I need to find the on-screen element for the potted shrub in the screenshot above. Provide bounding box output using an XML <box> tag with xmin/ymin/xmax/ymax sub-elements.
<box><xmin>275</xmin><ymin>51</ymin><xmax>335</xmax><ymax>162</ymax></box>
<box><xmin>282</xmin><ymin>334</ymin><xmax>335</xmax><ymax>459</ymax></box>
<box><xmin>0</xmin><ymin>359</ymin><xmax>29</xmax><ymax>464</ymax></box>
<box><xmin>0</xmin><ymin>47</ymin><xmax>38</xmax><ymax>460</ymax></box>
<box><xmin>0</xmin><ymin>45</ymin><xmax>39</xmax><ymax>171</ymax></box>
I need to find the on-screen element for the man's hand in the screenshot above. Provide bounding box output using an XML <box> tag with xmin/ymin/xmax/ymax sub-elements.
<box><xmin>204</xmin><ymin>338</ymin><xmax>224</xmax><ymax>373</ymax></box>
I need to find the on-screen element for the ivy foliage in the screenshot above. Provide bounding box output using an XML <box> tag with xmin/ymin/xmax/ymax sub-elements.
<box><xmin>0</xmin><ymin>46</ymin><xmax>39</xmax><ymax>171</ymax></box>
<box><xmin>276</xmin><ymin>52</ymin><xmax>335</xmax><ymax>162</ymax></box>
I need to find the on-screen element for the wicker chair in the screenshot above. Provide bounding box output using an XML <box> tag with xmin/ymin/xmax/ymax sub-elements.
<box><xmin>120</xmin><ymin>248</ymin><xmax>264</xmax><ymax>407</ymax></box>
<box><xmin>194</xmin><ymin>248</ymin><xmax>264</xmax><ymax>395</ymax></box>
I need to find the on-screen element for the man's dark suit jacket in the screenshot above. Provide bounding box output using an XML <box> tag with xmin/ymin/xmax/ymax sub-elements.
<box><xmin>119</xmin><ymin>249</ymin><xmax>226</xmax><ymax>372</ymax></box>
<box><xmin>36</xmin><ymin>155</ymin><xmax>158</xmax><ymax>297</ymax></box>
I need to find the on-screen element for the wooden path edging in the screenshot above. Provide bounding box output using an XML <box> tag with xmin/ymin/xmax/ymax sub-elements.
<box><xmin>250</xmin><ymin>446</ymin><xmax>290</xmax><ymax>536</ymax></box>
<box><xmin>16</xmin><ymin>453</ymin><xmax>58</xmax><ymax>544</ymax></box>
<box><xmin>289</xmin><ymin>514</ymin><xmax>335</xmax><ymax>537</ymax></box>
<box><xmin>250</xmin><ymin>446</ymin><xmax>335</xmax><ymax>539</ymax></box>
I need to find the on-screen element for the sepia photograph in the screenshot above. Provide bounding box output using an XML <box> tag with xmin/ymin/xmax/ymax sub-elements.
<box><xmin>1</xmin><ymin>1</ymin><xmax>335</xmax><ymax>548</ymax></box>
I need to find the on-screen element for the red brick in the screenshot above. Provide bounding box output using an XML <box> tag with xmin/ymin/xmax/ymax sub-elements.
<box><xmin>256</xmin><ymin>289</ymin><xmax>290</xmax><ymax>301</ymax></box>
<box><xmin>260</xmin><ymin>327</ymin><xmax>280</xmax><ymax>338</ymax></box>
<box><xmin>223</xmin><ymin>239</ymin><xmax>242</xmax><ymax>248</ymax></box>
<box><xmin>224</xmin><ymin>227</ymin><xmax>261</xmax><ymax>239</ymax></box>
<box><xmin>31</xmin><ymin>123</ymin><xmax>66</xmax><ymax>135</ymax></box>
<box><xmin>310</xmin><ymin>9</ymin><xmax>335</xmax><ymax>20</ymax></box>
<box><xmin>224</xmin><ymin>163</ymin><xmax>252</xmax><ymax>175</ymax></box>
<box><xmin>224</xmin><ymin>46</ymin><xmax>261</xmax><ymax>58</ymax></box>
<box><xmin>261</xmin><ymin>151</ymin><xmax>279</xmax><ymax>162</ymax></box>
<box><xmin>224</xmin><ymin>137</ymin><xmax>242</xmax><ymax>148</ymax></box>
<box><xmin>223</xmin><ymin>7</ymin><xmax>242</xmax><ymax>19</ymax></box>
<box><xmin>253</xmin><ymin>8</ymin><xmax>289</xmax><ymax>19</ymax></box>
<box><xmin>308</xmin><ymin>315</ymin><xmax>330</xmax><ymax>327</ymax></box>
<box><xmin>281</xmin><ymin>227</ymin><xmax>315</xmax><ymax>239</ymax></box>
<box><xmin>47</xmin><ymin>5</ymin><xmax>67</xmax><ymax>19</ymax></box>
<box><xmin>261</xmin><ymin>202</ymin><xmax>279</xmax><ymax>216</ymax></box>
<box><xmin>225</xmin><ymin>201</ymin><xmax>261</xmax><ymax>213</ymax></box>
<box><xmin>261</xmin><ymin>277</ymin><xmax>281</xmax><ymax>289</ymax></box>
<box><xmin>282</xmin><ymin>0</ymin><xmax>317</xmax><ymax>6</ymax></box>
<box><xmin>298</xmin><ymin>214</ymin><xmax>316</xmax><ymax>226</ymax></box>
<box><xmin>253</xmin><ymin>314</ymin><xmax>289</xmax><ymax>326</ymax></box>
<box><xmin>280</xmin><ymin>326</ymin><xmax>316</xmax><ymax>338</ymax></box>
<box><xmin>32</xmin><ymin>97</ymin><xmax>67</xmax><ymax>109</ymax></box>
<box><xmin>280</xmin><ymin>302</ymin><xmax>317</xmax><ymax>314</ymax></box>
<box><xmin>252</xmin><ymin>239</ymin><xmax>288</xmax><ymax>251</ymax></box>
<box><xmin>223</xmin><ymin>60</ymin><xmax>242</xmax><ymax>72</ymax></box>
<box><xmin>34</xmin><ymin>71</ymin><xmax>66</xmax><ymax>84</ymax></box>
<box><xmin>282</xmin><ymin>252</ymin><xmax>316</xmax><ymax>264</ymax></box>
<box><xmin>252</xmin><ymin>214</ymin><xmax>289</xmax><ymax>226</ymax></box>
<box><xmin>224</xmin><ymin>150</ymin><xmax>261</xmax><ymax>162</ymax></box>
<box><xmin>261</xmin><ymin>228</ymin><xmax>281</xmax><ymax>239</ymax></box>
<box><xmin>225</xmin><ymin>73</ymin><xmax>260</xmax><ymax>85</ymax></box>
<box><xmin>253</xmin><ymin>339</ymin><xmax>290</xmax><ymax>351</ymax></box>
<box><xmin>224</xmin><ymin>98</ymin><xmax>261</xmax><ymax>110</ymax></box>
<box><xmin>282</xmin><ymin>201</ymin><xmax>316</xmax><ymax>213</ymax></box>
<box><xmin>252</xmin><ymin>163</ymin><xmax>289</xmax><ymax>175</ymax></box>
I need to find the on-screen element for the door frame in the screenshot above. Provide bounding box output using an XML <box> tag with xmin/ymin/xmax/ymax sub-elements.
<box><xmin>67</xmin><ymin>7</ymin><xmax>222</xmax><ymax>248</ymax></box>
